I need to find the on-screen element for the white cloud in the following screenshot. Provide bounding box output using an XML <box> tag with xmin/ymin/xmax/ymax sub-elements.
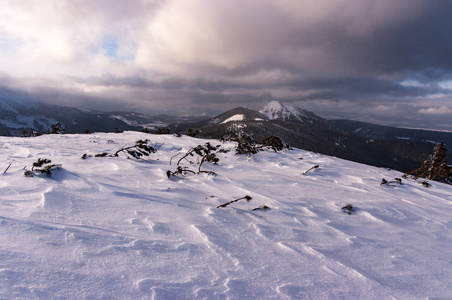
<box><xmin>0</xmin><ymin>0</ymin><xmax>157</xmax><ymax>77</ymax></box>
<box><xmin>418</xmin><ymin>106</ymin><xmax>452</xmax><ymax>115</ymax></box>
<box><xmin>0</xmin><ymin>0</ymin><xmax>429</xmax><ymax>79</ymax></box>
<box><xmin>438</xmin><ymin>80</ymin><xmax>452</xmax><ymax>91</ymax></box>
<box><xmin>375</xmin><ymin>105</ymin><xmax>391</xmax><ymax>111</ymax></box>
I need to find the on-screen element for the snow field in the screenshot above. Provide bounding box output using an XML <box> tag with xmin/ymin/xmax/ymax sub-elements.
<box><xmin>1</xmin><ymin>132</ymin><xmax>452</xmax><ymax>299</ymax></box>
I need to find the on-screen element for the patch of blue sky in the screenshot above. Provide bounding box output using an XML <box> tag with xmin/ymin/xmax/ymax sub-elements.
<box><xmin>438</xmin><ymin>80</ymin><xmax>452</xmax><ymax>91</ymax></box>
<box><xmin>101</xmin><ymin>35</ymin><xmax>133</xmax><ymax>62</ymax></box>
<box><xmin>0</xmin><ymin>37</ymin><xmax>21</xmax><ymax>53</ymax></box>
<box><xmin>401</xmin><ymin>78</ymin><xmax>452</xmax><ymax>92</ymax></box>
<box><xmin>400</xmin><ymin>79</ymin><xmax>425</xmax><ymax>88</ymax></box>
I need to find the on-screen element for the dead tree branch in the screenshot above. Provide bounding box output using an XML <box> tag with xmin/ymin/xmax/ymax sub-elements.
<box><xmin>302</xmin><ymin>165</ymin><xmax>319</xmax><ymax>175</ymax></box>
<box><xmin>217</xmin><ymin>195</ymin><xmax>252</xmax><ymax>208</ymax></box>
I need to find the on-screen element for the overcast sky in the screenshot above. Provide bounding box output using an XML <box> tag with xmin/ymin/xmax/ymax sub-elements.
<box><xmin>1</xmin><ymin>0</ymin><xmax>452</xmax><ymax>130</ymax></box>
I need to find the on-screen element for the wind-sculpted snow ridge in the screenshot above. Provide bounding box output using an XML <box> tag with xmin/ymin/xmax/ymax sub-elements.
<box><xmin>1</xmin><ymin>132</ymin><xmax>452</xmax><ymax>299</ymax></box>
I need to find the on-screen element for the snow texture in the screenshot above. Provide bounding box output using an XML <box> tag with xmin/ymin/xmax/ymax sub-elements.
<box><xmin>220</xmin><ymin>114</ymin><xmax>246</xmax><ymax>124</ymax></box>
<box><xmin>1</xmin><ymin>132</ymin><xmax>452</xmax><ymax>299</ymax></box>
<box><xmin>260</xmin><ymin>101</ymin><xmax>312</xmax><ymax>122</ymax></box>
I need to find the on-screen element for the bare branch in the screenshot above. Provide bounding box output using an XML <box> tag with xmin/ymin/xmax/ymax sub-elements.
<box><xmin>302</xmin><ymin>165</ymin><xmax>319</xmax><ymax>175</ymax></box>
<box><xmin>4</xmin><ymin>163</ymin><xmax>11</xmax><ymax>174</ymax></box>
<box><xmin>217</xmin><ymin>195</ymin><xmax>252</xmax><ymax>208</ymax></box>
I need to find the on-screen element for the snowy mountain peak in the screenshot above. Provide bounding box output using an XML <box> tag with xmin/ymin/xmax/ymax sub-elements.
<box><xmin>259</xmin><ymin>101</ymin><xmax>293</xmax><ymax>121</ymax></box>
<box><xmin>259</xmin><ymin>101</ymin><xmax>327</xmax><ymax>126</ymax></box>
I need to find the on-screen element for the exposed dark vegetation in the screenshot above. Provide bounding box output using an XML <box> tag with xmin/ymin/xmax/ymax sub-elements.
<box><xmin>153</xmin><ymin>127</ymin><xmax>172</xmax><ymax>134</ymax></box>
<box><xmin>261</xmin><ymin>136</ymin><xmax>288</xmax><ymax>152</ymax></box>
<box><xmin>342</xmin><ymin>204</ymin><xmax>354</xmax><ymax>215</ymax></box>
<box><xmin>50</xmin><ymin>122</ymin><xmax>65</xmax><ymax>134</ymax></box>
<box><xmin>20</xmin><ymin>129</ymin><xmax>40</xmax><ymax>137</ymax></box>
<box><xmin>217</xmin><ymin>195</ymin><xmax>252</xmax><ymax>208</ymax></box>
<box><xmin>166</xmin><ymin>166</ymin><xmax>197</xmax><ymax>178</ymax></box>
<box><xmin>234</xmin><ymin>136</ymin><xmax>260</xmax><ymax>155</ymax></box>
<box><xmin>220</xmin><ymin>135</ymin><xmax>290</xmax><ymax>156</ymax></box>
<box><xmin>113</xmin><ymin>139</ymin><xmax>156</xmax><ymax>158</ymax></box>
<box><xmin>380</xmin><ymin>178</ymin><xmax>402</xmax><ymax>186</ymax></box>
<box><xmin>24</xmin><ymin>158</ymin><xmax>61</xmax><ymax>177</ymax></box>
<box><xmin>167</xmin><ymin>142</ymin><xmax>223</xmax><ymax>177</ymax></box>
<box><xmin>404</xmin><ymin>142</ymin><xmax>451</xmax><ymax>184</ymax></box>
<box><xmin>82</xmin><ymin>139</ymin><xmax>156</xmax><ymax>159</ymax></box>
<box><xmin>252</xmin><ymin>205</ymin><xmax>270</xmax><ymax>211</ymax></box>
<box><xmin>185</xmin><ymin>128</ymin><xmax>200</xmax><ymax>137</ymax></box>
<box><xmin>421</xmin><ymin>180</ymin><xmax>431</xmax><ymax>187</ymax></box>
<box><xmin>303</xmin><ymin>165</ymin><xmax>319</xmax><ymax>175</ymax></box>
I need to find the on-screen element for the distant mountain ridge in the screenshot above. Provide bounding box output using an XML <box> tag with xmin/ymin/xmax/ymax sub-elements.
<box><xmin>1</xmin><ymin>91</ymin><xmax>449</xmax><ymax>172</ymax></box>
<box><xmin>330</xmin><ymin>119</ymin><xmax>452</xmax><ymax>147</ymax></box>
<box><xmin>0</xmin><ymin>89</ymin><xmax>201</xmax><ymax>135</ymax></box>
<box><xmin>170</xmin><ymin>101</ymin><xmax>447</xmax><ymax>172</ymax></box>
<box><xmin>0</xmin><ymin>98</ymin><xmax>140</xmax><ymax>135</ymax></box>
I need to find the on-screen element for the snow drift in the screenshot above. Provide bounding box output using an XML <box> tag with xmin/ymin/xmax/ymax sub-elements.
<box><xmin>1</xmin><ymin>132</ymin><xmax>451</xmax><ymax>299</ymax></box>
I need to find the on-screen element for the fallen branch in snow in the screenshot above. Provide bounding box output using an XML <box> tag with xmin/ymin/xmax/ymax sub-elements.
<box><xmin>166</xmin><ymin>166</ymin><xmax>197</xmax><ymax>178</ymax></box>
<box><xmin>217</xmin><ymin>195</ymin><xmax>252</xmax><ymax>208</ymax></box>
<box><xmin>198</xmin><ymin>154</ymin><xmax>219</xmax><ymax>173</ymax></box>
<box><xmin>83</xmin><ymin>139</ymin><xmax>156</xmax><ymax>160</ymax></box>
<box><xmin>168</xmin><ymin>143</ymin><xmax>221</xmax><ymax>177</ymax></box>
<box><xmin>176</xmin><ymin>143</ymin><xmax>220</xmax><ymax>166</ymax></box>
<box><xmin>252</xmin><ymin>205</ymin><xmax>270</xmax><ymax>211</ymax></box>
<box><xmin>380</xmin><ymin>178</ymin><xmax>402</xmax><ymax>186</ymax></box>
<box><xmin>421</xmin><ymin>180</ymin><xmax>431</xmax><ymax>187</ymax></box>
<box><xmin>198</xmin><ymin>170</ymin><xmax>217</xmax><ymax>176</ymax></box>
<box><xmin>342</xmin><ymin>204</ymin><xmax>354</xmax><ymax>215</ymax></box>
<box><xmin>114</xmin><ymin>139</ymin><xmax>156</xmax><ymax>158</ymax></box>
<box><xmin>169</xmin><ymin>152</ymin><xmax>182</xmax><ymax>165</ymax></box>
<box><xmin>303</xmin><ymin>165</ymin><xmax>319</xmax><ymax>175</ymax></box>
<box><xmin>95</xmin><ymin>153</ymin><xmax>109</xmax><ymax>157</ymax></box>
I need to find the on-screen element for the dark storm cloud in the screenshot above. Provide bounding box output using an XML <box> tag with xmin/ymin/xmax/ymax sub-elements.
<box><xmin>216</xmin><ymin>0</ymin><xmax>452</xmax><ymax>80</ymax></box>
<box><xmin>324</xmin><ymin>0</ymin><xmax>452</xmax><ymax>76</ymax></box>
<box><xmin>281</xmin><ymin>77</ymin><xmax>451</xmax><ymax>100</ymax></box>
<box><xmin>2</xmin><ymin>0</ymin><xmax>452</xmax><ymax>130</ymax></box>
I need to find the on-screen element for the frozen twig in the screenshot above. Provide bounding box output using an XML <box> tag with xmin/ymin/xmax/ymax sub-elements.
<box><xmin>303</xmin><ymin>165</ymin><xmax>319</xmax><ymax>175</ymax></box>
<box><xmin>169</xmin><ymin>152</ymin><xmax>182</xmax><ymax>165</ymax></box>
<box><xmin>4</xmin><ymin>163</ymin><xmax>11</xmax><ymax>173</ymax></box>
<box><xmin>217</xmin><ymin>195</ymin><xmax>252</xmax><ymax>208</ymax></box>
<box><xmin>380</xmin><ymin>178</ymin><xmax>402</xmax><ymax>186</ymax></box>
<box><xmin>342</xmin><ymin>204</ymin><xmax>354</xmax><ymax>215</ymax></box>
<box><xmin>252</xmin><ymin>205</ymin><xmax>270</xmax><ymax>211</ymax></box>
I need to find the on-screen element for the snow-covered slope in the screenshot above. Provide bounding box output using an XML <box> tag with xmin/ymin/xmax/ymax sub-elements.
<box><xmin>1</xmin><ymin>132</ymin><xmax>452</xmax><ymax>299</ymax></box>
<box><xmin>207</xmin><ymin>107</ymin><xmax>268</xmax><ymax>125</ymax></box>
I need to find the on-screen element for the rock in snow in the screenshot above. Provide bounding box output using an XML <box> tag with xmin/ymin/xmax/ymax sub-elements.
<box><xmin>1</xmin><ymin>132</ymin><xmax>452</xmax><ymax>299</ymax></box>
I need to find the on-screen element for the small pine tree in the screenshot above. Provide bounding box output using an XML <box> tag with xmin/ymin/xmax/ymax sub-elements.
<box><xmin>427</xmin><ymin>142</ymin><xmax>449</xmax><ymax>180</ymax></box>
<box><xmin>50</xmin><ymin>123</ymin><xmax>65</xmax><ymax>134</ymax></box>
<box><xmin>406</xmin><ymin>142</ymin><xmax>451</xmax><ymax>183</ymax></box>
